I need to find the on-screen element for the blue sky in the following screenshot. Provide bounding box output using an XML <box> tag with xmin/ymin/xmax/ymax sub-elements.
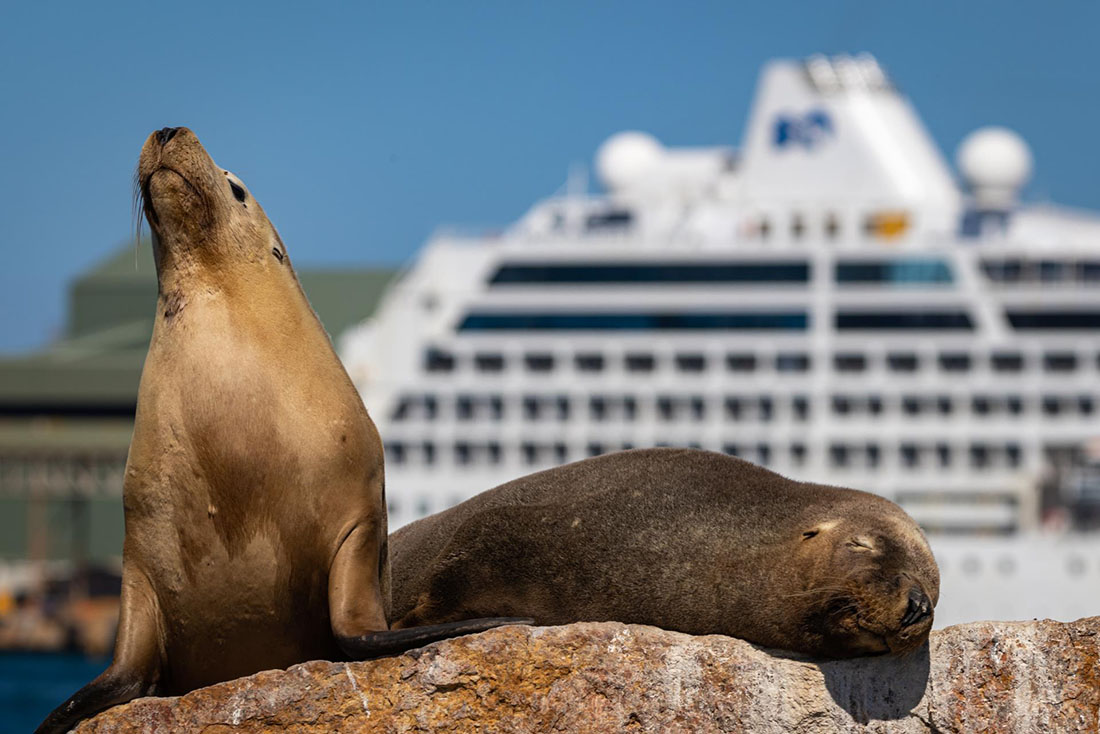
<box><xmin>2</xmin><ymin>1</ymin><xmax>1099</xmax><ymax>352</ymax></box>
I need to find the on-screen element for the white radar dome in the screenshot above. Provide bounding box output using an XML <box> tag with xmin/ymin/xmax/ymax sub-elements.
<box><xmin>956</xmin><ymin>127</ymin><xmax>1032</xmax><ymax>209</ymax></box>
<box><xmin>596</xmin><ymin>131</ymin><xmax>664</xmax><ymax>191</ymax></box>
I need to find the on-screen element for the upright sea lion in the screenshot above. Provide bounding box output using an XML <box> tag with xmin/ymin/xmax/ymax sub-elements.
<box><xmin>38</xmin><ymin>127</ymin><xmax>523</xmax><ymax>734</ymax></box>
<box><xmin>391</xmin><ymin>448</ymin><xmax>939</xmax><ymax>658</ymax></box>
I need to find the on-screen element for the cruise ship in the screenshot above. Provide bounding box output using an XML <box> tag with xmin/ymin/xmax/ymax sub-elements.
<box><xmin>340</xmin><ymin>54</ymin><xmax>1100</xmax><ymax>628</ymax></box>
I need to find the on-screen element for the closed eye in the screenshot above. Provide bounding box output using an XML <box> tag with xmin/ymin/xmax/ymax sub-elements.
<box><xmin>802</xmin><ymin>530</ymin><xmax>819</xmax><ymax>540</ymax></box>
<box><xmin>229</xmin><ymin>180</ymin><xmax>246</xmax><ymax>203</ymax></box>
<box><xmin>847</xmin><ymin>539</ymin><xmax>873</xmax><ymax>551</ymax></box>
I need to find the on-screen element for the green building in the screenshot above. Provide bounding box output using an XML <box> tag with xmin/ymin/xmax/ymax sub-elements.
<box><xmin>0</xmin><ymin>245</ymin><xmax>394</xmax><ymax>566</ymax></box>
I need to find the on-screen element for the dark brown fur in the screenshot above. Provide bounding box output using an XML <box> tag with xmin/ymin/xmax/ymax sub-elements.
<box><xmin>391</xmin><ymin>448</ymin><xmax>939</xmax><ymax>658</ymax></box>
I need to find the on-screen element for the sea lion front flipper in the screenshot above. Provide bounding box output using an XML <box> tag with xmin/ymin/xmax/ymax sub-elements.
<box><xmin>36</xmin><ymin>565</ymin><xmax>163</xmax><ymax>734</ymax></box>
<box><xmin>337</xmin><ymin>617</ymin><xmax>536</xmax><ymax>660</ymax></box>
<box><xmin>328</xmin><ymin>522</ymin><xmax>531</xmax><ymax>659</ymax></box>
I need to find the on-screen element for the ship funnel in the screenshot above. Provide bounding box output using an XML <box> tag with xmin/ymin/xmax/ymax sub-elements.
<box><xmin>956</xmin><ymin>127</ymin><xmax>1032</xmax><ymax>211</ymax></box>
<box><xmin>737</xmin><ymin>54</ymin><xmax>961</xmax><ymax>234</ymax></box>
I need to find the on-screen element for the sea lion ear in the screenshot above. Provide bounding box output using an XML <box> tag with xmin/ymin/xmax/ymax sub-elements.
<box><xmin>802</xmin><ymin>519</ymin><xmax>840</xmax><ymax>539</ymax></box>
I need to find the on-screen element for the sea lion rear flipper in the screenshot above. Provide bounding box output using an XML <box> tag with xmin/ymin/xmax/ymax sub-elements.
<box><xmin>36</xmin><ymin>566</ymin><xmax>162</xmax><ymax>734</ymax></box>
<box><xmin>336</xmin><ymin>617</ymin><xmax>535</xmax><ymax>660</ymax></box>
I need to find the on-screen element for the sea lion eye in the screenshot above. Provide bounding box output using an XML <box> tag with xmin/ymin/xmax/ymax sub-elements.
<box><xmin>229</xmin><ymin>180</ymin><xmax>247</xmax><ymax>203</ymax></box>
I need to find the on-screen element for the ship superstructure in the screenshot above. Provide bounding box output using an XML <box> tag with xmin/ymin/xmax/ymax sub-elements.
<box><xmin>341</xmin><ymin>54</ymin><xmax>1100</xmax><ymax>626</ymax></box>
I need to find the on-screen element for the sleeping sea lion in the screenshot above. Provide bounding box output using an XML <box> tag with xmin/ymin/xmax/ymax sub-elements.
<box><xmin>390</xmin><ymin>447</ymin><xmax>938</xmax><ymax>658</ymax></box>
<box><xmin>37</xmin><ymin>127</ymin><xmax>523</xmax><ymax>734</ymax></box>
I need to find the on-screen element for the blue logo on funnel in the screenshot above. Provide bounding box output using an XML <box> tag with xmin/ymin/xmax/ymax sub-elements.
<box><xmin>774</xmin><ymin>110</ymin><xmax>833</xmax><ymax>149</ymax></box>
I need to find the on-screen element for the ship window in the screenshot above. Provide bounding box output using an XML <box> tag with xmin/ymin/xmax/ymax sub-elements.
<box><xmin>385</xmin><ymin>442</ymin><xmax>406</xmax><ymax>465</ymax></box>
<box><xmin>1006</xmin><ymin>443</ymin><xmax>1021</xmax><ymax>467</ymax></box>
<box><xmin>459</xmin><ymin>311</ymin><xmax>808</xmax><ymax>331</ymax></box>
<box><xmin>758</xmin><ymin>444</ymin><xmax>772</xmax><ymax>465</ymax></box>
<box><xmin>829</xmin><ymin>444</ymin><xmax>849</xmax><ymax>468</ymax></box>
<box><xmin>1007</xmin><ymin>396</ymin><xmax>1023</xmax><ymax>415</ymax></box>
<box><xmin>776</xmin><ymin>352</ymin><xmax>811</xmax><ymax>372</ymax></box>
<box><xmin>902</xmin><ymin>396</ymin><xmax>921</xmax><ymax>415</ymax></box>
<box><xmin>417</xmin><ymin>499</ymin><xmax>430</xmax><ymax>516</ymax></box>
<box><xmin>969</xmin><ymin>444</ymin><xmax>990</xmax><ymax>468</ymax></box>
<box><xmin>554</xmin><ymin>443</ymin><xmax>568</xmax><ymax>463</ymax></box>
<box><xmin>866</xmin><ymin>444</ymin><xmax>881</xmax><ymax>468</ymax></box>
<box><xmin>759</xmin><ymin>397</ymin><xmax>773</xmax><ymax>421</ymax></box>
<box><xmin>525</xmin><ymin>353</ymin><xmax>555</xmax><ymax>372</ymax></box>
<box><xmin>575</xmin><ymin>353</ymin><xmax>605</xmax><ymax>372</ymax></box>
<box><xmin>832</xmin><ymin>396</ymin><xmax>852</xmax><ymax>415</ymax></box>
<box><xmin>790</xmin><ymin>442</ymin><xmax>807</xmax><ymax>466</ymax></box>
<box><xmin>456</xmin><ymin>394</ymin><xmax>503</xmax><ymax>421</ymax></box>
<box><xmin>981</xmin><ymin>259</ymin><xmax>1023</xmax><ymax>283</ymax></box>
<box><xmin>725</xmin><ymin>397</ymin><xmax>742</xmax><ymax>420</ymax></box>
<box><xmin>1080</xmin><ymin>396</ymin><xmax>1095</xmax><ymax>415</ymax></box>
<box><xmin>1042</xmin><ymin>396</ymin><xmax>1061</xmax><ymax>416</ymax></box>
<box><xmin>587</xmin><ymin>442</ymin><xmax>605</xmax><ymax>457</ymax></box>
<box><xmin>1007</xmin><ymin>310</ymin><xmax>1100</xmax><ymax>330</ymax></box>
<box><xmin>723</xmin><ymin>444</ymin><xmax>740</xmax><ymax>457</ymax></box>
<box><xmin>1043</xmin><ymin>352</ymin><xmax>1077</xmax><ymax>372</ymax></box>
<box><xmin>726</xmin><ymin>353</ymin><xmax>756</xmax><ymax>372</ymax></box>
<box><xmin>937</xmin><ymin>396</ymin><xmax>953</xmax><ymax>415</ymax></box>
<box><xmin>992</xmin><ymin>352</ymin><xmax>1024</xmax><ymax>372</ymax></box>
<box><xmin>488</xmin><ymin>261</ymin><xmax>810</xmax><ymax>284</ymax></box>
<box><xmin>834</xmin><ymin>353</ymin><xmax>866</xmax><ymax>372</ymax></box>
<box><xmin>972</xmin><ymin>396</ymin><xmax>992</xmax><ymax>416</ymax></box>
<box><xmin>900</xmin><ymin>444</ymin><xmax>919</xmax><ymax>467</ymax></box>
<box><xmin>1039</xmin><ymin>260</ymin><xmax>1066</xmax><ymax>282</ymax></box>
<box><xmin>590</xmin><ymin>396</ymin><xmax>607</xmax><ymax>421</ymax></box>
<box><xmin>659</xmin><ymin>395</ymin><xmax>706</xmax><ymax>421</ymax></box>
<box><xmin>868</xmin><ymin>396</ymin><xmax>883</xmax><ymax>415</ymax></box>
<box><xmin>939</xmin><ymin>353</ymin><xmax>971</xmax><ymax>372</ymax></box>
<box><xmin>824</xmin><ymin>214</ymin><xmax>840</xmax><ymax>240</ymax></box>
<box><xmin>557</xmin><ymin>395</ymin><xmax>570</xmax><ymax>420</ymax></box>
<box><xmin>522</xmin><ymin>396</ymin><xmax>540</xmax><ymax>420</ymax></box>
<box><xmin>792</xmin><ymin>395</ymin><xmax>810</xmax><ymax>420</ymax></box>
<box><xmin>423</xmin><ymin>442</ymin><xmax>436</xmax><ymax>466</ymax></box>
<box><xmin>585</xmin><ymin>209</ymin><xmax>634</xmax><ymax>231</ymax></box>
<box><xmin>1081</xmin><ymin>262</ymin><xmax>1100</xmax><ymax>282</ymax></box>
<box><xmin>835</xmin><ymin>259</ymin><xmax>953</xmax><ymax>285</ymax></box>
<box><xmin>836</xmin><ymin>311</ymin><xmax>973</xmax><ymax>330</ymax></box>
<box><xmin>936</xmin><ymin>443</ymin><xmax>951</xmax><ymax>467</ymax></box>
<box><xmin>625</xmin><ymin>353</ymin><xmax>655</xmax><ymax>372</ymax></box>
<box><xmin>475</xmin><ymin>353</ymin><xmax>505</xmax><ymax>372</ymax></box>
<box><xmin>676</xmin><ymin>353</ymin><xmax>707</xmax><ymax>372</ymax></box>
<box><xmin>887</xmin><ymin>352</ymin><xmax>919</xmax><ymax>372</ymax></box>
<box><xmin>521</xmin><ymin>442</ymin><xmax>537</xmax><ymax>465</ymax></box>
<box><xmin>791</xmin><ymin>214</ymin><xmax>805</xmax><ymax>240</ymax></box>
<box><xmin>455</xmin><ymin>442</ymin><xmax>471</xmax><ymax>465</ymax></box>
<box><xmin>759</xmin><ymin>218</ymin><xmax>772</xmax><ymax>241</ymax></box>
<box><xmin>424</xmin><ymin>347</ymin><xmax>455</xmax><ymax>372</ymax></box>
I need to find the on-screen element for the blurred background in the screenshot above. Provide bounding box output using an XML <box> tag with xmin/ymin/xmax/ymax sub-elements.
<box><xmin>3</xmin><ymin>1</ymin><xmax>1100</xmax><ymax>730</ymax></box>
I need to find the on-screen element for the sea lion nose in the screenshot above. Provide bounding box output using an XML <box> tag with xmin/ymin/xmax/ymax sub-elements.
<box><xmin>900</xmin><ymin>586</ymin><xmax>932</xmax><ymax>627</ymax></box>
<box><xmin>155</xmin><ymin>127</ymin><xmax>180</xmax><ymax>145</ymax></box>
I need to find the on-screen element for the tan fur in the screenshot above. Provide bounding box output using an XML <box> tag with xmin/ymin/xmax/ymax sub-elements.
<box><xmin>391</xmin><ymin>448</ymin><xmax>940</xmax><ymax>659</ymax></box>
<box><xmin>39</xmin><ymin>128</ymin><xmax>388</xmax><ymax>733</ymax></box>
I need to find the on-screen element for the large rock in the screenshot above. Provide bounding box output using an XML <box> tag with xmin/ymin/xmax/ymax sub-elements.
<box><xmin>77</xmin><ymin>617</ymin><xmax>1099</xmax><ymax>733</ymax></box>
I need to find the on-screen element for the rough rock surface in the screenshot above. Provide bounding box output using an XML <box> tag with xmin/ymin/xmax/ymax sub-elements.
<box><xmin>77</xmin><ymin>617</ymin><xmax>1099</xmax><ymax>733</ymax></box>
